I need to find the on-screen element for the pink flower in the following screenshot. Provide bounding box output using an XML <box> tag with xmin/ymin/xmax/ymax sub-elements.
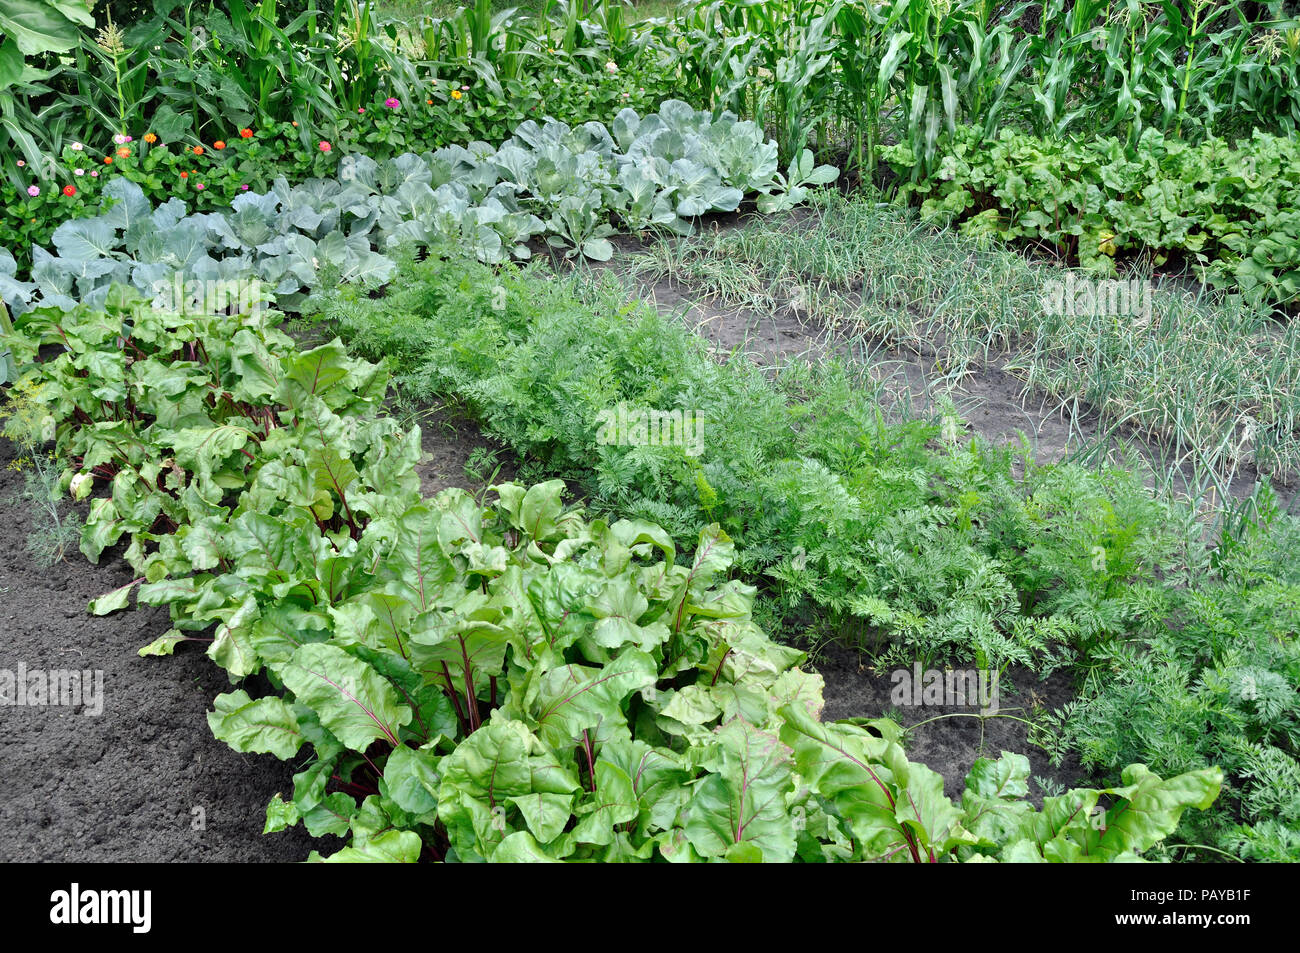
<box><xmin>240</xmin><ymin>183</ymin><xmax>249</xmax><ymax>190</ymax></box>
<box><xmin>26</xmin><ymin>185</ymin><xmax>39</xmax><ymax>196</ymax></box>
<box><xmin>358</xmin><ymin>107</ymin><xmax>365</xmax><ymax>114</ymax></box>
<box><xmin>195</xmin><ymin>183</ymin><xmax>205</xmax><ymax>190</ymax></box>
<box><xmin>113</xmin><ymin>133</ymin><xmax>128</xmax><ymax>145</ymax></box>
<box><xmin>71</xmin><ymin>142</ymin><xmax>84</xmax><ymax>151</ymax></box>
<box><xmin>90</xmin><ymin>170</ymin><xmax>99</xmax><ymax>177</ymax></box>
<box><xmin>16</xmin><ymin>160</ymin><xmax>24</xmax><ymax>167</ymax></box>
<box><xmin>384</xmin><ymin>97</ymin><xmax>400</xmax><ymax>109</ymax></box>
<box><xmin>319</xmin><ymin>140</ymin><xmax>332</xmax><ymax>152</ymax></box>
<box><xmin>74</xmin><ymin>168</ymin><xmax>84</xmax><ymax>176</ymax></box>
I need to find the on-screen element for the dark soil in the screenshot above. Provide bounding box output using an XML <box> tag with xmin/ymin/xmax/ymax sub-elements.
<box><xmin>0</xmin><ymin>434</ymin><xmax>320</xmax><ymax>861</ymax></box>
<box><xmin>409</xmin><ymin>402</ymin><xmax>519</xmax><ymax>498</ymax></box>
<box><xmin>812</xmin><ymin>642</ymin><xmax>1089</xmax><ymax>803</ymax></box>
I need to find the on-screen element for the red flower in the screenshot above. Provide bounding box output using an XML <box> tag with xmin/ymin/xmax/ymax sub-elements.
<box><xmin>240</xmin><ymin>128</ymin><xmax>253</xmax><ymax>138</ymax></box>
<box><xmin>62</xmin><ymin>184</ymin><xmax>76</xmax><ymax>197</ymax></box>
<box><xmin>180</xmin><ymin>171</ymin><xmax>188</xmax><ymax>179</ymax></box>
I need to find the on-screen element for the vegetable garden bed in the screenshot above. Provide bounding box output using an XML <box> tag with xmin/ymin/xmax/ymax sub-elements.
<box><xmin>4</xmin><ymin>0</ymin><xmax>1298</xmax><ymax>867</ymax></box>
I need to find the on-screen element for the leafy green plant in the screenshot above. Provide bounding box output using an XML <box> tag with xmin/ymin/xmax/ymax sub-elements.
<box><xmin>1</xmin><ymin>377</ymin><xmax>82</xmax><ymax>564</ymax></box>
<box><xmin>630</xmin><ymin>188</ymin><xmax>1300</xmax><ymax>483</ymax></box>
<box><xmin>1040</xmin><ymin>486</ymin><xmax>1300</xmax><ymax>861</ymax></box>
<box><xmin>676</xmin><ymin>0</ymin><xmax>842</xmax><ymax>163</ymax></box>
<box><xmin>5</xmin><ymin>0</ymin><xmax>688</xmax><ymax>233</ymax></box>
<box><xmin>884</xmin><ymin>124</ymin><xmax>1300</xmax><ymax>309</ymax></box>
<box><xmin>669</xmin><ymin>0</ymin><xmax>1299</xmax><ymax>184</ymax></box>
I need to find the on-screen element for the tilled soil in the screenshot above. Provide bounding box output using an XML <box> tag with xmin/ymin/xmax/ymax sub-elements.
<box><xmin>813</xmin><ymin>642</ymin><xmax>1088</xmax><ymax>803</ymax></box>
<box><xmin>0</xmin><ymin>434</ymin><xmax>321</xmax><ymax>861</ymax></box>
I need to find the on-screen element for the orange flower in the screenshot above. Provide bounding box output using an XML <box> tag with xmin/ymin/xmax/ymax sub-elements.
<box><xmin>104</xmin><ymin>156</ymin><xmax>113</xmax><ymax>164</ymax></box>
<box><xmin>451</xmin><ymin>89</ymin><xmax>462</xmax><ymax>100</ymax></box>
<box><xmin>240</xmin><ymin>128</ymin><xmax>254</xmax><ymax>138</ymax></box>
<box><xmin>192</xmin><ymin>144</ymin><xmax>204</xmax><ymax>155</ymax></box>
<box><xmin>426</xmin><ymin>99</ymin><xmax>433</xmax><ymax>105</ymax></box>
<box><xmin>291</xmin><ymin>121</ymin><xmax>298</xmax><ymax>127</ymax></box>
<box><xmin>180</xmin><ymin>171</ymin><xmax>188</xmax><ymax>178</ymax></box>
<box><xmin>143</xmin><ymin>132</ymin><xmax>158</xmax><ymax>144</ymax></box>
<box><xmin>214</xmin><ymin>140</ymin><xmax>226</xmax><ymax>150</ymax></box>
<box><xmin>117</xmin><ymin>146</ymin><xmax>131</xmax><ymax>157</ymax></box>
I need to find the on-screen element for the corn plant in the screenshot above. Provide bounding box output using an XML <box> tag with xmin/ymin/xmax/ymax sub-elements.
<box><xmin>675</xmin><ymin>2</ymin><xmax>761</xmax><ymax>117</ymax></box>
<box><xmin>420</xmin><ymin>0</ymin><xmax>537</xmax><ymax>95</ymax></box>
<box><xmin>310</xmin><ymin>0</ymin><xmax>392</xmax><ymax>112</ymax></box>
<box><xmin>675</xmin><ymin>0</ymin><xmax>843</xmax><ymax>162</ymax></box>
<box><xmin>0</xmin><ymin>0</ymin><xmax>97</xmax><ymax>184</ymax></box>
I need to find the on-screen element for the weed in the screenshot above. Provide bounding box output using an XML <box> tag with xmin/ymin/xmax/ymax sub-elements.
<box><xmin>2</xmin><ymin>380</ymin><xmax>83</xmax><ymax>566</ymax></box>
